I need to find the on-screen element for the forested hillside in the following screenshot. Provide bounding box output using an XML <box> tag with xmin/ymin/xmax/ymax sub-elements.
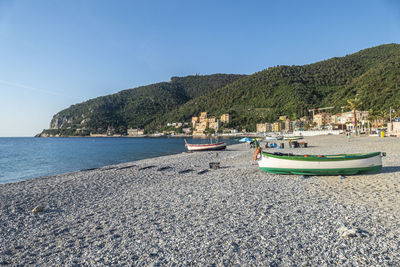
<box><xmin>41</xmin><ymin>43</ymin><xmax>400</xmax><ymax>135</ymax></box>
<box><xmin>155</xmin><ymin>44</ymin><xmax>400</xmax><ymax>131</ymax></box>
<box><xmin>44</xmin><ymin>74</ymin><xmax>245</xmax><ymax>136</ymax></box>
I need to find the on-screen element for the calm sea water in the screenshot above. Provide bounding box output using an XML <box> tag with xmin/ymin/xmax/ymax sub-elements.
<box><xmin>0</xmin><ymin>137</ymin><xmax>239</xmax><ymax>184</ymax></box>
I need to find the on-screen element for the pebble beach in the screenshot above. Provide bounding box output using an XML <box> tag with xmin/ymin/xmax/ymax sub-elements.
<box><xmin>1</xmin><ymin>135</ymin><xmax>400</xmax><ymax>265</ymax></box>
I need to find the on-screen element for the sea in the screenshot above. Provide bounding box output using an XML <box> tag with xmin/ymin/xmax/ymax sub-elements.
<box><xmin>0</xmin><ymin>137</ymin><xmax>239</xmax><ymax>184</ymax></box>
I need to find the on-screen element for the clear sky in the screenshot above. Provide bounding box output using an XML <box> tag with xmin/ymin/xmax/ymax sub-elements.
<box><xmin>0</xmin><ymin>0</ymin><xmax>399</xmax><ymax>136</ymax></box>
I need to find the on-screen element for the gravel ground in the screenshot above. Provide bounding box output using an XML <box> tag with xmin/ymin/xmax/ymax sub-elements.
<box><xmin>1</xmin><ymin>135</ymin><xmax>400</xmax><ymax>266</ymax></box>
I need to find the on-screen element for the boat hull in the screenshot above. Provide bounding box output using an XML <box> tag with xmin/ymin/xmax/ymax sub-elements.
<box><xmin>186</xmin><ymin>142</ymin><xmax>227</xmax><ymax>151</ymax></box>
<box><xmin>265</xmin><ymin>136</ymin><xmax>283</xmax><ymax>141</ymax></box>
<box><xmin>258</xmin><ymin>152</ymin><xmax>383</xmax><ymax>175</ymax></box>
<box><xmin>283</xmin><ymin>136</ymin><xmax>303</xmax><ymax>140</ymax></box>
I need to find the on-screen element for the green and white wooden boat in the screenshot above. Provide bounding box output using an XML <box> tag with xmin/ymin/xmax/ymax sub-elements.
<box><xmin>257</xmin><ymin>151</ymin><xmax>385</xmax><ymax>175</ymax></box>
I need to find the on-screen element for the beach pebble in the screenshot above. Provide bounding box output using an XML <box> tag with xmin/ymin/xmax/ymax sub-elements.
<box><xmin>1</xmin><ymin>136</ymin><xmax>400</xmax><ymax>265</ymax></box>
<box><xmin>338</xmin><ymin>226</ymin><xmax>358</xmax><ymax>238</ymax></box>
<box><xmin>31</xmin><ymin>205</ymin><xmax>44</xmax><ymax>213</ymax></box>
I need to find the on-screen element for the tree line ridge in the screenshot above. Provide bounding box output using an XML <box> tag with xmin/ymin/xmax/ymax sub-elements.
<box><xmin>40</xmin><ymin>43</ymin><xmax>400</xmax><ymax>136</ymax></box>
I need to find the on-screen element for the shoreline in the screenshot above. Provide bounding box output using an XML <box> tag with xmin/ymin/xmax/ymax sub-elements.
<box><xmin>34</xmin><ymin>134</ymin><xmax>244</xmax><ymax>139</ymax></box>
<box><xmin>1</xmin><ymin>135</ymin><xmax>400</xmax><ymax>265</ymax></box>
<box><xmin>1</xmin><ymin>137</ymin><xmax>240</xmax><ymax>185</ymax></box>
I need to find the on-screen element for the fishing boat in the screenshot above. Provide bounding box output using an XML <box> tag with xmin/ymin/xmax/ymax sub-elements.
<box><xmin>265</xmin><ymin>136</ymin><xmax>283</xmax><ymax>141</ymax></box>
<box><xmin>184</xmin><ymin>139</ymin><xmax>227</xmax><ymax>151</ymax></box>
<box><xmin>283</xmin><ymin>136</ymin><xmax>303</xmax><ymax>140</ymax></box>
<box><xmin>256</xmin><ymin>151</ymin><xmax>385</xmax><ymax>175</ymax></box>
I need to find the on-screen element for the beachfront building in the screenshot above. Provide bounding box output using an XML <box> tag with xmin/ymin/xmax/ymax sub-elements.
<box><xmin>192</xmin><ymin>116</ymin><xmax>199</xmax><ymax>124</ymax></box>
<box><xmin>300</xmin><ymin>116</ymin><xmax>312</xmax><ymax>125</ymax></box>
<box><xmin>127</xmin><ymin>128</ymin><xmax>145</xmax><ymax>136</ymax></box>
<box><xmin>272</xmin><ymin>121</ymin><xmax>285</xmax><ymax>132</ymax></box>
<box><xmin>267</xmin><ymin>111</ymin><xmax>373</xmax><ymax>132</ymax></box>
<box><xmin>106</xmin><ymin>126</ymin><xmax>116</xmax><ymax>136</ymax></box>
<box><xmin>222</xmin><ymin>128</ymin><xmax>238</xmax><ymax>134</ymax></box>
<box><xmin>334</xmin><ymin>111</ymin><xmax>369</xmax><ymax>125</ymax></box>
<box><xmin>313</xmin><ymin>113</ymin><xmax>332</xmax><ymax>128</ymax></box>
<box><xmin>337</xmin><ymin>112</ymin><xmax>352</xmax><ymax>124</ymax></box>
<box><xmin>371</xmin><ymin>118</ymin><xmax>385</xmax><ymax>128</ymax></box>
<box><xmin>220</xmin><ymin>114</ymin><xmax>231</xmax><ymax>123</ymax></box>
<box><xmin>256</xmin><ymin>123</ymin><xmax>272</xmax><ymax>133</ymax></box>
<box><xmin>388</xmin><ymin>121</ymin><xmax>400</xmax><ymax>135</ymax></box>
<box><xmin>192</xmin><ymin>121</ymin><xmax>208</xmax><ymax>136</ymax></box>
<box><xmin>330</xmin><ymin>113</ymin><xmax>350</xmax><ymax>129</ymax></box>
<box><xmin>209</xmin><ymin>121</ymin><xmax>220</xmax><ymax>131</ymax></box>
<box><xmin>200</xmin><ymin>112</ymin><xmax>207</xmax><ymax>121</ymax></box>
<box><xmin>167</xmin><ymin>122</ymin><xmax>183</xmax><ymax>128</ymax></box>
<box><xmin>284</xmin><ymin>119</ymin><xmax>294</xmax><ymax>132</ymax></box>
<box><xmin>330</xmin><ymin>114</ymin><xmax>341</xmax><ymax>124</ymax></box>
<box><xmin>208</xmin><ymin>117</ymin><xmax>217</xmax><ymax>123</ymax></box>
<box><xmin>333</xmin><ymin>111</ymin><xmax>369</xmax><ymax>132</ymax></box>
<box><xmin>292</xmin><ymin>120</ymin><xmax>307</xmax><ymax>131</ymax></box>
<box><xmin>191</xmin><ymin>112</ymin><xmax>221</xmax><ymax>135</ymax></box>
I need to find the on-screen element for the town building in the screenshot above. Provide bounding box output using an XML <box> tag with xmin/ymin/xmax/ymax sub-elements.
<box><xmin>272</xmin><ymin>121</ymin><xmax>285</xmax><ymax>132</ymax></box>
<box><xmin>313</xmin><ymin>113</ymin><xmax>332</xmax><ymax>128</ymax></box>
<box><xmin>191</xmin><ymin>112</ymin><xmax>221</xmax><ymax>135</ymax></box>
<box><xmin>331</xmin><ymin>111</ymin><xmax>369</xmax><ymax>132</ymax></box>
<box><xmin>300</xmin><ymin>116</ymin><xmax>311</xmax><ymax>124</ymax></box>
<box><xmin>209</xmin><ymin>121</ymin><xmax>220</xmax><ymax>131</ymax></box>
<box><xmin>222</xmin><ymin>128</ymin><xmax>238</xmax><ymax>134</ymax></box>
<box><xmin>167</xmin><ymin>122</ymin><xmax>183</xmax><ymax>128</ymax></box>
<box><xmin>208</xmin><ymin>117</ymin><xmax>217</xmax><ymax>123</ymax></box>
<box><xmin>220</xmin><ymin>114</ymin><xmax>231</xmax><ymax>123</ymax></box>
<box><xmin>256</xmin><ymin>123</ymin><xmax>272</xmax><ymax>133</ymax></box>
<box><xmin>371</xmin><ymin>118</ymin><xmax>385</xmax><ymax>128</ymax></box>
<box><xmin>200</xmin><ymin>112</ymin><xmax>208</xmax><ymax>121</ymax></box>
<box><xmin>191</xmin><ymin>116</ymin><xmax>199</xmax><ymax>124</ymax></box>
<box><xmin>292</xmin><ymin>120</ymin><xmax>306</xmax><ymax>131</ymax></box>
<box><xmin>279</xmin><ymin>116</ymin><xmax>287</xmax><ymax>121</ymax></box>
<box><xmin>284</xmin><ymin>119</ymin><xmax>293</xmax><ymax>132</ymax></box>
<box><xmin>106</xmin><ymin>126</ymin><xmax>116</xmax><ymax>136</ymax></box>
<box><xmin>127</xmin><ymin>128</ymin><xmax>145</xmax><ymax>136</ymax></box>
<box><xmin>388</xmin><ymin>121</ymin><xmax>400</xmax><ymax>135</ymax></box>
<box><xmin>333</xmin><ymin>111</ymin><xmax>369</xmax><ymax>125</ymax></box>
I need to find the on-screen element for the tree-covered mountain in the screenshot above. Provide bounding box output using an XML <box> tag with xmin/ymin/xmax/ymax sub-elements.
<box><xmin>44</xmin><ymin>74</ymin><xmax>245</xmax><ymax>136</ymax></box>
<box><xmin>41</xmin><ymin>43</ymin><xmax>400</xmax><ymax>136</ymax></box>
<box><xmin>155</xmin><ymin>43</ymin><xmax>400</xmax><ymax>131</ymax></box>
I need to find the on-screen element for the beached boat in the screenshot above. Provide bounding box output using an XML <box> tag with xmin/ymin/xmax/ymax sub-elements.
<box><xmin>257</xmin><ymin>151</ymin><xmax>384</xmax><ymax>175</ymax></box>
<box><xmin>185</xmin><ymin>140</ymin><xmax>227</xmax><ymax>151</ymax></box>
<box><xmin>283</xmin><ymin>136</ymin><xmax>303</xmax><ymax>140</ymax></box>
<box><xmin>265</xmin><ymin>136</ymin><xmax>283</xmax><ymax>141</ymax></box>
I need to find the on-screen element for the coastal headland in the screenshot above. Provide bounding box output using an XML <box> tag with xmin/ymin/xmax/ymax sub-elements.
<box><xmin>1</xmin><ymin>135</ymin><xmax>399</xmax><ymax>265</ymax></box>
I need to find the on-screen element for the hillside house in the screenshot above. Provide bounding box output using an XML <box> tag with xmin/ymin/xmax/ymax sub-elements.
<box><xmin>220</xmin><ymin>114</ymin><xmax>231</xmax><ymax>123</ymax></box>
<box><xmin>127</xmin><ymin>128</ymin><xmax>145</xmax><ymax>136</ymax></box>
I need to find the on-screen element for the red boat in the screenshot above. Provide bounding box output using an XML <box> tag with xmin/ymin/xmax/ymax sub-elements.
<box><xmin>184</xmin><ymin>140</ymin><xmax>227</xmax><ymax>151</ymax></box>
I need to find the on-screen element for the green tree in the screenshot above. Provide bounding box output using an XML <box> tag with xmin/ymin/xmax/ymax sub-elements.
<box><xmin>368</xmin><ymin>108</ymin><xmax>379</xmax><ymax>131</ymax></box>
<box><xmin>204</xmin><ymin>127</ymin><xmax>215</xmax><ymax>135</ymax></box>
<box><xmin>347</xmin><ymin>97</ymin><xmax>363</xmax><ymax>135</ymax></box>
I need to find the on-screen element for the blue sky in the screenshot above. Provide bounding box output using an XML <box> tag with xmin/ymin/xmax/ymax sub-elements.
<box><xmin>0</xmin><ymin>0</ymin><xmax>399</xmax><ymax>136</ymax></box>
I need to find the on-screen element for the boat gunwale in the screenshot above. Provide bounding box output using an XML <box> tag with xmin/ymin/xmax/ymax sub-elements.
<box><xmin>261</xmin><ymin>151</ymin><xmax>382</xmax><ymax>161</ymax></box>
<box><xmin>259</xmin><ymin>165</ymin><xmax>382</xmax><ymax>175</ymax></box>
